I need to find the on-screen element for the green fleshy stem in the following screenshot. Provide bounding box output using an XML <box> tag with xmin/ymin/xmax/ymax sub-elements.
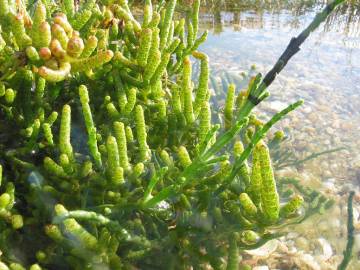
<box><xmin>171</xmin><ymin>84</ymin><xmax>182</xmax><ymax>116</ymax></box>
<box><xmin>62</xmin><ymin>217</ymin><xmax>99</xmax><ymax>250</ymax></box>
<box><xmin>45</xmin><ymin>224</ymin><xmax>66</xmax><ymax>244</ymax></box>
<box><xmin>0</xmin><ymin>193</ymin><xmax>10</xmax><ymax>209</ymax></box>
<box><xmin>184</xmin><ymin>30</ymin><xmax>208</xmax><ymax>56</ymax></box>
<box><xmin>143</xmin><ymin>28</ymin><xmax>160</xmax><ymax>81</ymax></box>
<box><xmin>38</xmin><ymin>21</ymin><xmax>52</xmax><ymax>48</ymax></box>
<box><xmin>216</xmin><ymin>100</ymin><xmax>303</xmax><ymax>196</ymax></box>
<box><xmin>80</xmin><ymin>160</ymin><xmax>93</xmax><ymax>178</ymax></box>
<box><xmin>198</xmin><ymin>102</ymin><xmax>211</xmax><ymax>143</ymax></box>
<box><xmin>224</xmin><ymin>84</ymin><xmax>236</xmax><ymax>130</ymax></box>
<box><xmin>124</xmin><ymin>21</ymin><xmax>138</xmax><ymax>45</ymax></box>
<box><xmin>182</xmin><ymin>56</ymin><xmax>194</xmax><ymax>124</ymax></box>
<box><xmin>0</xmin><ymin>0</ymin><xmax>10</xmax><ymax>20</ymax></box>
<box><xmin>59</xmin><ymin>153</ymin><xmax>73</xmax><ymax>175</ymax></box>
<box><xmin>11</xmin><ymin>214</ymin><xmax>23</xmax><ymax>229</ymax></box>
<box><xmin>11</xmin><ymin>13</ymin><xmax>32</xmax><ymax>49</ymax></box>
<box><xmin>62</xmin><ymin>0</ymin><xmax>75</xmax><ymax>17</ymax></box>
<box><xmin>149</xmin><ymin>52</ymin><xmax>170</xmax><ymax>85</ymax></box>
<box><xmin>43</xmin><ymin>157</ymin><xmax>68</xmax><ymax>178</ymax></box>
<box><xmin>112</xmin><ymin>166</ymin><xmax>124</xmax><ymax>186</ymax></box>
<box><xmin>106</xmin><ymin>102</ymin><xmax>121</xmax><ymax>119</ymax></box>
<box><xmin>0</xmin><ymin>33</ymin><xmax>5</xmax><ymax>51</ymax></box>
<box><xmin>59</xmin><ymin>104</ymin><xmax>73</xmax><ymax>159</ymax></box>
<box><xmin>0</xmin><ymin>83</ymin><xmax>5</xmax><ymax>97</ymax></box>
<box><xmin>113</xmin><ymin>51</ymin><xmax>142</xmax><ymax>72</ymax></box>
<box><xmin>25</xmin><ymin>46</ymin><xmax>40</xmax><ymax>62</ymax></box>
<box><xmin>239</xmin><ymin>193</ymin><xmax>258</xmax><ymax>218</ymax></box>
<box><xmin>106</xmin><ymin>136</ymin><xmax>120</xmax><ymax>174</ymax></box>
<box><xmin>125</xmin><ymin>126</ymin><xmax>134</xmax><ymax>142</ymax></box>
<box><xmin>70</xmin><ymin>10</ymin><xmax>92</xmax><ymax>31</ymax></box>
<box><xmin>4</xmin><ymin>88</ymin><xmax>15</xmax><ymax>104</ymax></box>
<box><xmin>137</xmin><ymin>28</ymin><xmax>152</xmax><ymax>67</ymax></box>
<box><xmin>53</xmin><ymin>205</ymin><xmax>130</xmax><ymax>241</ymax></box>
<box><xmin>101</xmin><ymin>29</ymin><xmax>113</xmax><ymax>51</ymax></box>
<box><xmin>186</xmin><ymin>20</ymin><xmax>194</xmax><ymax>49</ymax></box>
<box><xmin>113</xmin><ymin>121</ymin><xmax>129</xmax><ymax>170</ymax></box>
<box><xmin>9</xmin><ymin>263</ymin><xmax>26</xmax><ymax>270</ymax></box>
<box><xmin>150</xmin><ymin>79</ymin><xmax>163</xmax><ymax>100</ymax></box>
<box><xmin>157</xmin><ymin>99</ymin><xmax>167</xmax><ymax>119</ymax></box>
<box><xmin>29</xmin><ymin>264</ymin><xmax>42</xmax><ymax>270</ymax></box>
<box><xmin>165</xmin><ymin>21</ymin><xmax>174</xmax><ymax>49</ymax></box>
<box><xmin>257</xmin><ymin>140</ymin><xmax>280</xmax><ymax>224</ymax></box>
<box><xmin>79</xmin><ymin>85</ymin><xmax>102</xmax><ymax>168</ymax></box>
<box><xmin>142</xmin><ymin>0</ymin><xmax>153</xmax><ymax>28</ymax></box>
<box><xmin>81</xmin><ymin>35</ymin><xmax>98</xmax><ymax>58</ymax></box>
<box><xmin>42</xmin><ymin>123</ymin><xmax>54</xmax><ymax>146</ymax></box>
<box><xmin>159</xmin><ymin>0</ymin><xmax>177</xmax><ymax>51</ymax></box>
<box><xmin>200</xmin><ymin>119</ymin><xmax>248</xmax><ymax>161</ymax></box>
<box><xmin>133</xmin><ymin>162</ymin><xmax>145</xmax><ymax>178</ymax></box>
<box><xmin>52</xmin><ymin>23</ymin><xmax>69</xmax><ymax>49</ymax></box>
<box><xmin>241</xmin><ymin>230</ymin><xmax>260</xmax><ymax>245</ymax></box>
<box><xmin>38</xmin><ymin>62</ymin><xmax>71</xmax><ymax>82</ymax></box>
<box><xmin>27</xmin><ymin>119</ymin><xmax>41</xmax><ymax>150</ymax></box>
<box><xmin>234</xmin><ymin>140</ymin><xmax>251</xmax><ymax>187</ymax></box>
<box><xmin>178</xmin><ymin>146</ymin><xmax>192</xmax><ymax>168</ymax></box>
<box><xmin>135</xmin><ymin>105</ymin><xmax>150</xmax><ymax>162</ymax></box>
<box><xmin>148</xmin><ymin>11</ymin><xmax>160</xmax><ymax>28</ymax></box>
<box><xmin>280</xmin><ymin>194</ymin><xmax>304</xmax><ymax>218</ymax></box>
<box><xmin>113</xmin><ymin>4</ymin><xmax>141</xmax><ymax>33</ymax></box>
<box><xmin>160</xmin><ymin>149</ymin><xmax>173</xmax><ymax>167</ymax></box>
<box><xmin>226</xmin><ymin>233</ymin><xmax>239</xmax><ymax>270</ymax></box>
<box><xmin>46</xmin><ymin>111</ymin><xmax>58</xmax><ymax>125</ymax></box>
<box><xmin>192</xmin><ymin>51</ymin><xmax>209</xmax><ymax>117</ymax></box>
<box><xmin>71</xmin><ymin>50</ymin><xmax>114</xmax><ymax>72</ymax></box>
<box><xmin>124</xmin><ymin>87</ymin><xmax>137</xmax><ymax>115</ymax></box>
<box><xmin>174</xmin><ymin>18</ymin><xmax>185</xmax><ymax>39</ymax></box>
<box><xmin>247</xmin><ymin>143</ymin><xmax>262</xmax><ymax>206</ymax></box>
<box><xmin>35</xmin><ymin>77</ymin><xmax>46</xmax><ymax>104</ymax></box>
<box><xmin>191</xmin><ymin>0</ymin><xmax>200</xmax><ymax>41</ymax></box>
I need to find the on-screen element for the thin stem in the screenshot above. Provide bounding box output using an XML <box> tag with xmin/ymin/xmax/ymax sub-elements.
<box><xmin>236</xmin><ymin>0</ymin><xmax>345</xmax><ymax>122</ymax></box>
<box><xmin>338</xmin><ymin>191</ymin><xmax>355</xmax><ymax>270</ymax></box>
<box><xmin>260</xmin><ymin>0</ymin><xmax>345</xmax><ymax>90</ymax></box>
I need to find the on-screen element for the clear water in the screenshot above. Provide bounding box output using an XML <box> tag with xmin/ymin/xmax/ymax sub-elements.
<box><xmin>196</xmin><ymin>1</ymin><xmax>360</xmax><ymax>268</ymax></box>
<box><xmin>198</xmin><ymin>1</ymin><xmax>360</xmax><ymax>182</ymax></box>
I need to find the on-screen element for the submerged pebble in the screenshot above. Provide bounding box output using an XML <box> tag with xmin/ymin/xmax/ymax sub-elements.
<box><xmin>245</xmin><ymin>240</ymin><xmax>279</xmax><ymax>258</ymax></box>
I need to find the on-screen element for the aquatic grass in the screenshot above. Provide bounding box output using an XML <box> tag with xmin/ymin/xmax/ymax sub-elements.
<box><xmin>338</xmin><ymin>191</ymin><xmax>355</xmax><ymax>270</ymax></box>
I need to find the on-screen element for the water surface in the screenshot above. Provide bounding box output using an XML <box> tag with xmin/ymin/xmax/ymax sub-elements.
<box><xmin>196</xmin><ymin>2</ymin><xmax>360</xmax><ymax>267</ymax></box>
<box><xmin>198</xmin><ymin>0</ymin><xmax>360</xmax><ymax>182</ymax></box>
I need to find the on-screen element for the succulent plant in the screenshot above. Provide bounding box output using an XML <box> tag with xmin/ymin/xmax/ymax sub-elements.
<box><xmin>0</xmin><ymin>0</ymin><xmax>347</xmax><ymax>269</ymax></box>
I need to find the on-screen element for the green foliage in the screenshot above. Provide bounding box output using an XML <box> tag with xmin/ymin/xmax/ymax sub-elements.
<box><xmin>0</xmin><ymin>0</ymin><xmax>344</xmax><ymax>269</ymax></box>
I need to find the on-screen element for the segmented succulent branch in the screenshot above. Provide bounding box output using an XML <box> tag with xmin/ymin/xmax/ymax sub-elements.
<box><xmin>0</xmin><ymin>0</ymin><xmax>344</xmax><ymax>269</ymax></box>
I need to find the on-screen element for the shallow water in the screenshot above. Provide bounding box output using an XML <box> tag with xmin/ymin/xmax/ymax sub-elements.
<box><xmin>196</xmin><ymin>1</ymin><xmax>360</xmax><ymax>268</ymax></box>
<box><xmin>198</xmin><ymin>1</ymin><xmax>360</xmax><ymax>180</ymax></box>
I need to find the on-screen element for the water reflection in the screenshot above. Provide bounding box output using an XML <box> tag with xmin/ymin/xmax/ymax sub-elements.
<box><xmin>325</xmin><ymin>1</ymin><xmax>360</xmax><ymax>37</ymax></box>
<box><xmin>192</xmin><ymin>0</ymin><xmax>360</xmax><ymax>36</ymax></box>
